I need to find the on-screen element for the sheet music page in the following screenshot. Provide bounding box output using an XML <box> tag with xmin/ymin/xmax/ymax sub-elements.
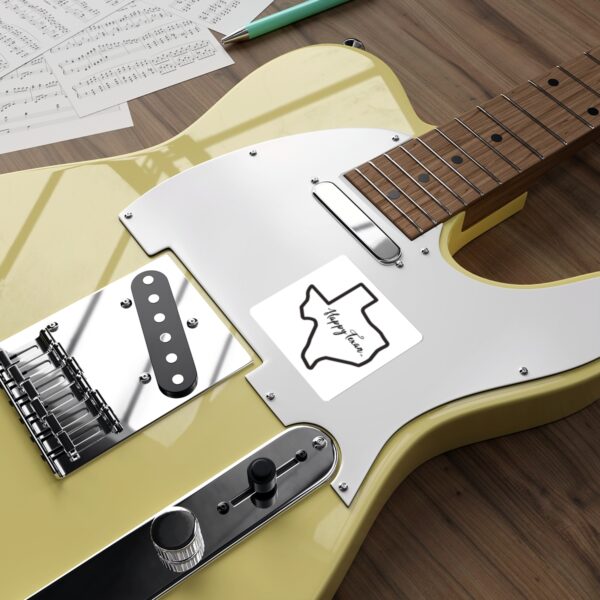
<box><xmin>0</xmin><ymin>0</ymin><xmax>130</xmax><ymax>78</ymax></box>
<box><xmin>46</xmin><ymin>0</ymin><xmax>233</xmax><ymax>117</ymax></box>
<box><xmin>156</xmin><ymin>0</ymin><xmax>274</xmax><ymax>35</ymax></box>
<box><xmin>0</xmin><ymin>55</ymin><xmax>132</xmax><ymax>154</ymax></box>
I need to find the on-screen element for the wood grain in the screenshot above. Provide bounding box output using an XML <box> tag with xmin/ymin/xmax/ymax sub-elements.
<box><xmin>344</xmin><ymin>47</ymin><xmax>600</xmax><ymax>238</ymax></box>
<box><xmin>1</xmin><ymin>1</ymin><xmax>599</xmax><ymax>598</ymax></box>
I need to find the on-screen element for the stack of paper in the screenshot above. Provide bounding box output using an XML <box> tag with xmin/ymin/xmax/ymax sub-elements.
<box><xmin>0</xmin><ymin>0</ymin><xmax>273</xmax><ymax>154</ymax></box>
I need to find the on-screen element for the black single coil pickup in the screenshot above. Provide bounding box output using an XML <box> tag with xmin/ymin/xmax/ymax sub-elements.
<box><xmin>131</xmin><ymin>270</ymin><xmax>197</xmax><ymax>398</ymax></box>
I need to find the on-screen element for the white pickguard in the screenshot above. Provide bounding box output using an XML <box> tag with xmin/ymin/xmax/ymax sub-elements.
<box><xmin>122</xmin><ymin>129</ymin><xmax>600</xmax><ymax>504</ymax></box>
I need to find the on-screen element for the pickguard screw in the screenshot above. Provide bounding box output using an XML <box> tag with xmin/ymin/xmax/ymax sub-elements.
<box><xmin>249</xmin><ymin>149</ymin><xmax>257</xmax><ymax>157</ymax></box>
<box><xmin>395</xmin><ymin>260</ymin><xmax>404</xmax><ymax>268</ymax></box>
<box><xmin>265</xmin><ymin>392</ymin><xmax>276</xmax><ymax>401</ymax></box>
<box><xmin>338</xmin><ymin>482</ymin><xmax>349</xmax><ymax>492</ymax></box>
<box><xmin>187</xmin><ymin>317</ymin><xmax>198</xmax><ymax>329</ymax></box>
<box><xmin>312</xmin><ymin>436</ymin><xmax>327</xmax><ymax>450</ymax></box>
<box><xmin>392</xmin><ymin>134</ymin><xmax>400</xmax><ymax>142</ymax></box>
<box><xmin>47</xmin><ymin>322</ymin><xmax>59</xmax><ymax>332</ymax></box>
<box><xmin>311</xmin><ymin>177</ymin><xmax>320</xmax><ymax>184</ymax></box>
<box><xmin>421</xmin><ymin>247</ymin><xmax>429</xmax><ymax>255</ymax></box>
<box><xmin>139</xmin><ymin>372</ymin><xmax>151</xmax><ymax>384</ymax></box>
<box><xmin>519</xmin><ymin>367</ymin><xmax>529</xmax><ymax>376</ymax></box>
<box><xmin>121</xmin><ymin>298</ymin><xmax>132</xmax><ymax>309</ymax></box>
<box><xmin>295</xmin><ymin>449</ymin><xmax>308</xmax><ymax>462</ymax></box>
<box><xmin>124</xmin><ymin>212</ymin><xmax>133</xmax><ymax>219</ymax></box>
<box><xmin>217</xmin><ymin>502</ymin><xmax>229</xmax><ymax>515</ymax></box>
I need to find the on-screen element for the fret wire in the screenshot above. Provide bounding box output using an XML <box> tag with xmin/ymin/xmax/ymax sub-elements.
<box><xmin>584</xmin><ymin>51</ymin><xmax>600</xmax><ymax>66</ymax></box>
<box><xmin>382</xmin><ymin>154</ymin><xmax>451</xmax><ymax>215</ymax></box>
<box><xmin>557</xmin><ymin>65</ymin><xmax>600</xmax><ymax>99</ymax></box>
<box><xmin>415</xmin><ymin>138</ymin><xmax>480</xmax><ymax>198</ymax></box>
<box><xmin>367</xmin><ymin>160</ymin><xmax>437</xmax><ymax>224</ymax></box>
<box><xmin>353</xmin><ymin>167</ymin><xmax>423</xmax><ymax>232</ymax></box>
<box><xmin>528</xmin><ymin>80</ymin><xmax>594</xmax><ymax>129</ymax></box>
<box><xmin>454</xmin><ymin>117</ymin><xmax>522</xmax><ymax>172</ymax></box>
<box><xmin>398</xmin><ymin>145</ymin><xmax>467</xmax><ymax>206</ymax></box>
<box><xmin>501</xmin><ymin>94</ymin><xmax>567</xmax><ymax>145</ymax></box>
<box><xmin>435</xmin><ymin>128</ymin><xmax>501</xmax><ymax>183</ymax></box>
<box><xmin>476</xmin><ymin>105</ymin><xmax>544</xmax><ymax>159</ymax></box>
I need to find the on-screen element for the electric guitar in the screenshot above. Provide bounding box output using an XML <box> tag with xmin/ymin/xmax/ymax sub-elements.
<box><xmin>1</xmin><ymin>43</ymin><xmax>599</xmax><ymax>599</ymax></box>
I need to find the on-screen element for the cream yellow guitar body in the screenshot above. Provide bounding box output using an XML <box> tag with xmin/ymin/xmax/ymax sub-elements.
<box><xmin>0</xmin><ymin>45</ymin><xmax>599</xmax><ymax>599</ymax></box>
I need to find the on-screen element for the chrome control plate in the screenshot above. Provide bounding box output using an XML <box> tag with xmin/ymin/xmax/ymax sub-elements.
<box><xmin>31</xmin><ymin>426</ymin><xmax>337</xmax><ymax>599</ymax></box>
<box><xmin>0</xmin><ymin>255</ymin><xmax>251</xmax><ymax>476</ymax></box>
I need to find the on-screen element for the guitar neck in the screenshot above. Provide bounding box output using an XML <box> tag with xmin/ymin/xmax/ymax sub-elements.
<box><xmin>344</xmin><ymin>47</ymin><xmax>600</xmax><ymax>239</ymax></box>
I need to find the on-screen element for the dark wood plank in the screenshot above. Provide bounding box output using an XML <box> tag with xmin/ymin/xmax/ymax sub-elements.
<box><xmin>1</xmin><ymin>0</ymin><xmax>599</xmax><ymax>598</ymax></box>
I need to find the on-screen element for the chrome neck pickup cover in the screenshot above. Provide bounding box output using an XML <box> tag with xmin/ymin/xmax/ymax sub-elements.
<box><xmin>0</xmin><ymin>256</ymin><xmax>251</xmax><ymax>477</ymax></box>
<box><xmin>32</xmin><ymin>426</ymin><xmax>337</xmax><ymax>599</ymax></box>
<box><xmin>0</xmin><ymin>327</ymin><xmax>121</xmax><ymax>476</ymax></box>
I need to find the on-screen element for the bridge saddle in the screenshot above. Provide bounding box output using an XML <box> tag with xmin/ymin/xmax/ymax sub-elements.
<box><xmin>0</xmin><ymin>327</ymin><xmax>122</xmax><ymax>476</ymax></box>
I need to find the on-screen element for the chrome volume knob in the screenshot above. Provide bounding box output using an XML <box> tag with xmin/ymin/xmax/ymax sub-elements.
<box><xmin>150</xmin><ymin>506</ymin><xmax>205</xmax><ymax>573</ymax></box>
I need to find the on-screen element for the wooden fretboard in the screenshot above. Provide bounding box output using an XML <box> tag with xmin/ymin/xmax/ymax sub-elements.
<box><xmin>344</xmin><ymin>47</ymin><xmax>600</xmax><ymax>239</ymax></box>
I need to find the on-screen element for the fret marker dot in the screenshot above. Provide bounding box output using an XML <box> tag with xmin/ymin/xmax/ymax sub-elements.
<box><xmin>588</xmin><ymin>107</ymin><xmax>599</xmax><ymax>116</ymax></box>
<box><xmin>388</xmin><ymin>189</ymin><xmax>401</xmax><ymax>200</ymax></box>
<box><xmin>451</xmin><ymin>155</ymin><xmax>463</xmax><ymax>164</ymax></box>
<box><xmin>417</xmin><ymin>173</ymin><xmax>430</xmax><ymax>183</ymax></box>
<box><xmin>547</xmin><ymin>78</ymin><xmax>559</xmax><ymax>86</ymax></box>
<box><xmin>491</xmin><ymin>133</ymin><xmax>503</xmax><ymax>143</ymax></box>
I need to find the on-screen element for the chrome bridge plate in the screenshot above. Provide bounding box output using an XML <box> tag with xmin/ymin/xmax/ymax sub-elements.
<box><xmin>31</xmin><ymin>426</ymin><xmax>337</xmax><ymax>599</ymax></box>
<box><xmin>0</xmin><ymin>255</ymin><xmax>251</xmax><ymax>477</ymax></box>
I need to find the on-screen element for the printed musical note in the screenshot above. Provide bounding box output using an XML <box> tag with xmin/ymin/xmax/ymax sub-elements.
<box><xmin>0</xmin><ymin>0</ymin><xmax>130</xmax><ymax>79</ymax></box>
<box><xmin>46</xmin><ymin>0</ymin><xmax>232</xmax><ymax>116</ymax></box>
<box><xmin>154</xmin><ymin>0</ymin><xmax>274</xmax><ymax>35</ymax></box>
<box><xmin>0</xmin><ymin>55</ymin><xmax>131</xmax><ymax>154</ymax></box>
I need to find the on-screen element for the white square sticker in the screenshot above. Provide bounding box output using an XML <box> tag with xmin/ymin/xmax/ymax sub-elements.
<box><xmin>251</xmin><ymin>256</ymin><xmax>422</xmax><ymax>401</ymax></box>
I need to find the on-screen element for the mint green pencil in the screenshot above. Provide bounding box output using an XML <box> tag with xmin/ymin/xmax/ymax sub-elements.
<box><xmin>221</xmin><ymin>0</ymin><xmax>353</xmax><ymax>44</ymax></box>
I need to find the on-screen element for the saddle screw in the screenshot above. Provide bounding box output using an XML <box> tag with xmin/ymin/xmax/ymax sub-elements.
<box><xmin>124</xmin><ymin>212</ymin><xmax>133</xmax><ymax>219</ymax></box>
<box><xmin>139</xmin><ymin>372</ymin><xmax>152</xmax><ymax>384</ymax></box>
<box><xmin>265</xmin><ymin>392</ymin><xmax>276</xmax><ymax>401</ymax></box>
<box><xmin>249</xmin><ymin>149</ymin><xmax>257</xmax><ymax>157</ymax></box>
<box><xmin>217</xmin><ymin>502</ymin><xmax>229</xmax><ymax>515</ymax></box>
<box><xmin>121</xmin><ymin>298</ymin><xmax>132</xmax><ymax>309</ymax></box>
<box><xmin>311</xmin><ymin>177</ymin><xmax>320</xmax><ymax>184</ymax></box>
<box><xmin>47</xmin><ymin>322</ymin><xmax>59</xmax><ymax>332</ymax></box>
<box><xmin>392</xmin><ymin>134</ymin><xmax>400</xmax><ymax>142</ymax></box>
<box><xmin>338</xmin><ymin>482</ymin><xmax>349</xmax><ymax>492</ymax></box>
<box><xmin>421</xmin><ymin>247</ymin><xmax>430</xmax><ymax>255</ymax></box>
<box><xmin>187</xmin><ymin>317</ymin><xmax>198</xmax><ymax>329</ymax></box>
<box><xmin>295</xmin><ymin>449</ymin><xmax>308</xmax><ymax>462</ymax></box>
<box><xmin>312</xmin><ymin>436</ymin><xmax>327</xmax><ymax>450</ymax></box>
<box><xmin>519</xmin><ymin>367</ymin><xmax>529</xmax><ymax>376</ymax></box>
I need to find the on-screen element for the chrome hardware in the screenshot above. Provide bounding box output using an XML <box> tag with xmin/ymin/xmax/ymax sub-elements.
<box><xmin>0</xmin><ymin>257</ymin><xmax>251</xmax><ymax>478</ymax></box>
<box><xmin>421</xmin><ymin>247</ymin><xmax>430</xmax><ymax>255</ymax></box>
<box><xmin>392</xmin><ymin>134</ymin><xmax>400</xmax><ymax>142</ymax></box>
<box><xmin>312</xmin><ymin>435</ymin><xmax>327</xmax><ymax>450</ymax></box>
<box><xmin>338</xmin><ymin>482</ymin><xmax>349</xmax><ymax>492</ymax></box>
<box><xmin>124</xmin><ymin>212</ymin><xmax>133</xmax><ymax>219</ymax></box>
<box><xmin>120</xmin><ymin>298</ymin><xmax>132</xmax><ymax>309</ymax></box>
<box><xmin>311</xmin><ymin>176</ymin><xmax>320</xmax><ymax>184</ymax></box>
<box><xmin>313</xmin><ymin>181</ymin><xmax>402</xmax><ymax>264</ymax></box>
<box><xmin>343</xmin><ymin>38</ymin><xmax>365</xmax><ymax>50</ymax></box>
<box><xmin>249</xmin><ymin>149</ymin><xmax>257</xmax><ymax>156</ymax></box>
<box><xmin>519</xmin><ymin>367</ymin><xmax>529</xmax><ymax>376</ymax></box>
<box><xmin>151</xmin><ymin>507</ymin><xmax>205</xmax><ymax>573</ymax></box>
<box><xmin>186</xmin><ymin>317</ymin><xmax>198</xmax><ymax>329</ymax></box>
<box><xmin>33</xmin><ymin>426</ymin><xmax>337</xmax><ymax>599</ymax></box>
<box><xmin>265</xmin><ymin>392</ymin><xmax>275</xmax><ymax>401</ymax></box>
<box><xmin>0</xmin><ymin>328</ymin><xmax>122</xmax><ymax>477</ymax></box>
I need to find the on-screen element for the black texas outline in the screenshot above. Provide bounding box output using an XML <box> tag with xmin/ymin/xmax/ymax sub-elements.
<box><xmin>299</xmin><ymin>283</ymin><xmax>390</xmax><ymax>370</ymax></box>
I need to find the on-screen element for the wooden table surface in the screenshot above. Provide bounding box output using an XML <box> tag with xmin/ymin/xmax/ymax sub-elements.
<box><xmin>2</xmin><ymin>1</ymin><xmax>599</xmax><ymax>597</ymax></box>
